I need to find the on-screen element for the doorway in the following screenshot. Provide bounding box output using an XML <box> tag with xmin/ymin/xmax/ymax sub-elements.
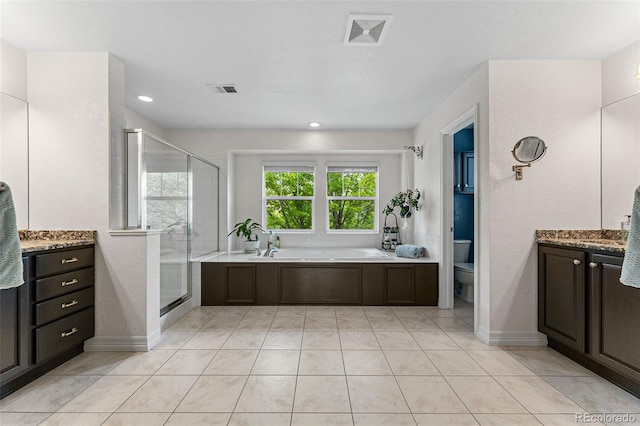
<box><xmin>440</xmin><ymin>106</ymin><xmax>478</xmax><ymax>333</ymax></box>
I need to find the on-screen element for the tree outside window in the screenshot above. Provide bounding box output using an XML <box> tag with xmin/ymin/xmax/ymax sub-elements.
<box><xmin>327</xmin><ymin>166</ymin><xmax>377</xmax><ymax>231</ymax></box>
<box><xmin>263</xmin><ymin>166</ymin><xmax>314</xmax><ymax>230</ymax></box>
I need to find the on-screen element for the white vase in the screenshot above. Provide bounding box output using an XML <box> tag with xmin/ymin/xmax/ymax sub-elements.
<box><xmin>243</xmin><ymin>240</ymin><xmax>259</xmax><ymax>253</ymax></box>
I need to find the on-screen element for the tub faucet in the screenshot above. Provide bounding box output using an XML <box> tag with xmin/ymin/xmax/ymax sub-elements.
<box><xmin>263</xmin><ymin>240</ymin><xmax>276</xmax><ymax>257</ymax></box>
<box><xmin>254</xmin><ymin>247</ymin><xmax>261</xmax><ymax>256</ymax></box>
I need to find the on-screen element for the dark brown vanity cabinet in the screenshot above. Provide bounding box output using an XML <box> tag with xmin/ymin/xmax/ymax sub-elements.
<box><xmin>538</xmin><ymin>244</ymin><xmax>639</xmax><ymax>397</ymax></box>
<box><xmin>202</xmin><ymin>262</ymin><xmax>438</xmax><ymax>306</ymax></box>
<box><xmin>1</xmin><ymin>246</ymin><xmax>95</xmax><ymax>399</ymax></box>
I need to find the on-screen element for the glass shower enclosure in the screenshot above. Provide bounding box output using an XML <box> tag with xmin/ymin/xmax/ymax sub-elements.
<box><xmin>124</xmin><ymin>129</ymin><xmax>219</xmax><ymax>314</ymax></box>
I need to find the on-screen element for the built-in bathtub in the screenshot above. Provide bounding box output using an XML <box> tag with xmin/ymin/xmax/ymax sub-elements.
<box><xmin>202</xmin><ymin>247</ymin><xmax>438</xmax><ymax>306</ymax></box>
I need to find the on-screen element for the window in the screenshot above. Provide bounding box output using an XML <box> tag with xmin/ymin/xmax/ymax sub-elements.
<box><xmin>326</xmin><ymin>165</ymin><xmax>378</xmax><ymax>231</ymax></box>
<box><xmin>263</xmin><ymin>165</ymin><xmax>314</xmax><ymax>230</ymax></box>
<box><xmin>145</xmin><ymin>171</ymin><xmax>188</xmax><ymax>229</ymax></box>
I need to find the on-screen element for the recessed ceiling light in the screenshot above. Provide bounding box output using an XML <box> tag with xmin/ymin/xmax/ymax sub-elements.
<box><xmin>137</xmin><ymin>95</ymin><xmax>153</xmax><ymax>103</ymax></box>
<box><xmin>308</xmin><ymin>121</ymin><xmax>321</xmax><ymax>128</ymax></box>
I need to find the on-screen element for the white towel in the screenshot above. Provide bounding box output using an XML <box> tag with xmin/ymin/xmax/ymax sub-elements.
<box><xmin>621</xmin><ymin>185</ymin><xmax>640</xmax><ymax>288</ymax></box>
<box><xmin>0</xmin><ymin>182</ymin><xmax>24</xmax><ymax>289</ymax></box>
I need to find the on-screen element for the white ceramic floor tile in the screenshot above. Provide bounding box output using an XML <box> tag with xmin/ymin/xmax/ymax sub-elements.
<box><xmin>251</xmin><ymin>349</ymin><xmax>300</xmax><ymax>375</ymax></box>
<box><xmin>335</xmin><ymin>306</ymin><xmax>367</xmax><ymax>318</ymax></box>
<box><xmin>153</xmin><ymin>331</ymin><xmax>196</xmax><ymax>349</ymax></box>
<box><xmin>182</xmin><ymin>331</ymin><xmax>231</xmax><ymax>349</ymax></box>
<box><xmin>425</xmin><ymin>351</ymin><xmax>488</xmax><ymax>375</ymax></box>
<box><xmin>399</xmin><ymin>317</ymin><xmax>440</xmax><ymax>331</ymax></box>
<box><xmin>347</xmin><ymin>376</ymin><xmax>409</xmax><ymax>413</ymax></box>
<box><xmin>293</xmin><ymin>376</ymin><xmax>351</xmax><ymax>412</ymax></box>
<box><xmin>337</xmin><ymin>317</ymin><xmax>373</xmax><ymax>331</ymax></box>
<box><xmin>474</xmin><ymin>414</ymin><xmax>543</xmax><ymax>426</ymax></box>
<box><xmin>165</xmin><ymin>413</ymin><xmax>231</xmax><ymax>426</ymax></box>
<box><xmin>222</xmin><ymin>331</ymin><xmax>267</xmax><ymax>349</ymax></box>
<box><xmin>2</xmin><ymin>375</ymin><xmax>100</xmax><ymax>412</ymax></box>
<box><xmin>339</xmin><ymin>331</ymin><xmax>381</xmax><ymax>350</ymax></box>
<box><xmin>107</xmin><ymin>350</ymin><xmax>175</xmax><ymax>375</ymax></box>
<box><xmin>353</xmin><ymin>413</ymin><xmax>417</xmax><ymax>425</ymax></box>
<box><xmin>263</xmin><ymin>331</ymin><xmax>303</xmax><ymax>349</ymax></box>
<box><xmin>102</xmin><ymin>413</ymin><xmax>171</xmax><ymax>426</ymax></box>
<box><xmin>343</xmin><ymin>350</ymin><xmax>393</xmax><ymax>375</ymax></box>
<box><xmin>396</xmin><ymin>376</ymin><xmax>468</xmax><ymax>414</ymax></box>
<box><xmin>276</xmin><ymin>306</ymin><xmax>307</xmax><ymax>317</ymax></box>
<box><xmin>58</xmin><ymin>375</ymin><xmax>148</xmax><ymax>412</ymax></box>
<box><xmin>495</xmin><ymin>376</ymin><xmax>585</xmax><ymax>414</ymax></box>
<box><xmin>202</xmin><ymin>350</ymin><xmax>258</xmax><ymax>375</ymax></box>
<box><xmin>299</xmin><ymin>350</ymin><xmax>345</xmax><ymax>375</ymax></box>
<box><xmin>445</xmin><ymin>376</ymin><xmax>527</xmax><ymax>414</ymax></box>
<box><xmin>422</xmin><ymin>307</ymin><xmax>458</xmax><ymax>318</ymax></box>
<box><xmin>467</xmin><ymin>350</ymin><xmax>535</xmax><ymax>376</ymax></box>
<box><xmin>228</xmin><ymin>412</ymin><xmax>291</xmax><ymax>426</ymax></box>
<box><xmin>270</xmin><ymin>316</ymin><xmax>305</xmax><ymax>331</ymax></box>
<box><xmin>543</xmin><ymin>376</ymin><xmax>640</xmax><ymax>413</ymax></box>
<box><xmin>235</xmin><ymin>375</ymin><xmax>296</xmax><ymax>412</ymax></box>
<box><xmin>38</xmin><ymin>412</ymin><xmax>110</xmax><ymax>426</ymax></box>
<box><xmin>245</xmin><ymin>306</ymin><xmax>278</xmax><ymax>317</ymax></box>
<box><xmin>176</xmin><ymin>376</ymin><xmax>246</xmax><ymax>412</ymax></box>
<box><xmin>446</xmin><ymin>332</ymin><xmax>498</xmax><ymax>351</ymax></box>
<box><xmin>292</xmin><ymin>413</ymin><xmax>354</xmax><ymax>426</ymax></box>
<box><xmin>235</xmin><ymin>316</ymin><xmax>273</xmax><ymax>331</ymax></box>
<box><xmin>414</xmin><ymin>413</ymin><xmax>479</xmax><ymax>426</ymax></box>
<box><xmin>431</xmin><ymin>317</ymin><xmax>473</xmax><ymax>332</ymax></box>
<box><xmin>392</xmin><ymin>306</ymin><xmax>427</xmax><ymax>318</ymax></box>
<box><xmin>506</xmin><ymin>349</ymin><xmax>594</xmax><ymax>376</ymax></box>
<box><xmin>304</xmin><ymin>317</ymin><xmax>338</xmax><ymax>331</ymax></box>
<box><xmin>156</xmin><ymin>349</ymin><xmax>217</xmax><ymax>375</ymax></box>
<box><xmin>305</xmin><ymin>306</ymin><xmax>337</xmax><ymax>317</ymax></box>
<box><xmin>384</xmin><ymin>350</ymin><xmax>440</xmax><ymax>375</ymax></box>
<box><xmin>535</xmin><ymin>414</ymin><xmax>605</xmax><ymax>426</ymax></box>
<box><xmin>47</xmin><ymin>351</ymin><xmax>133</xmax><ymax>376</ymax></box>
<box><xmin>375</xmin><ymin>331</ymin><xmax>421</xmax><ymax>350</ymax></box>
<box><xmin>302</xmin><ymin>331</ymin><xmax>341</xmax><ymax>349</ymax></box>
<box><xmin>411</xmin><ymin>332</ymin><xmax>460</xmax><ymax>351</ymax></box>
<box><xmin>368</xmin><ymin>317</ymin><xmax>407</xmax><ymax>331</ymax></box>
<box><xmin>117</xmin><ymin>375</ymin><xmax>197</xmax><ymax>412</ymax></box>
<box><xmin>0</xmin><ymin>413</ymin><xmax>51</xmax><ymax>426</ymax></box>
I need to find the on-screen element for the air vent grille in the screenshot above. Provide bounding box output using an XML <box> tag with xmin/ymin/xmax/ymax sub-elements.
<box><xmin>344</xmin><ymin>14</ymin><xmax>392</xmax><ymax>46</ymax></box>
<box><xmin>206</xmin><ymin>84</ymin><xmax>238</xmax><ymax>94</ymax></box>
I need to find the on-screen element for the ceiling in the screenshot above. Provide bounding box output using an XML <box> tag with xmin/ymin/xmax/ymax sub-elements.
<box><xmin>2</xmin><ymin>1</ymin><xmax>639</xmax><ymax>130</ymax></box>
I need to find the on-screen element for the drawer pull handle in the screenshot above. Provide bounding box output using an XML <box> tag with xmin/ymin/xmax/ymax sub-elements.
<box><xmin>61</xmin><ymin>300</ymin><xmax>79</xmax><ymax>309</ymax></box>
<box><xmin>61</xmin><ymin>257</ymin><xmax>78</xmax><ymax>264</ymax></box>
<box><xmin>573</xmin><ymin>259</ymin><xmax>582</xmax><ymax>265</ymax></box>
<box><xmin>61</xmin><ymin>278</ymin><xmax>78</xmax><ymax>287</ymax></box>
<box><xmin>589</xmin><ymin>262</ymin><xmax>598</xmax><ymax>268</ymax></box>
<box><xmin>61</xmin><ymin>327</ymin><xmax>78</xmax><ymax>338</ymax></box>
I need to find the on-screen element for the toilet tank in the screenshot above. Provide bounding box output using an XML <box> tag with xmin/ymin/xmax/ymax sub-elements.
<box><xmin>453</xmin><ymin>240</ymin><xmax>471</xmax><ymax>263</ymax></box>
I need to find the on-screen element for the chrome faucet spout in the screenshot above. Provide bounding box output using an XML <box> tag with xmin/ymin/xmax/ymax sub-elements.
<box><xmin>254</xmin><ymin>248</ymin><xmax>261</xmax><ymax>256</ymax></box>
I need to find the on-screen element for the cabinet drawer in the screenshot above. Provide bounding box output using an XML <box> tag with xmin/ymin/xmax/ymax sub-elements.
<box><xmin>35</xmin><ymin>267</ymin><xmax>94</xmax><ymax>301</ymax></box>
<box><xmin>35</xmin><ymin>247</ymin><xmax>94</xmax><ymax>278</ymax></box>
<box><xmin>35</xmin><ymin>287</ymin><xmax>94</xmax><ymax>326</ymax></box>
<box><xmin>34</xmin><ymin>307</ymin><xmax>94</xmax><ymax>364</ymax></box>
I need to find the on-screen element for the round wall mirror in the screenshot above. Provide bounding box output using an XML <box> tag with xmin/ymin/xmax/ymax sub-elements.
<box><xmin>512</xmin><ymin>136</ymin><xmax>547</xmax><ymax>163</ymax></box>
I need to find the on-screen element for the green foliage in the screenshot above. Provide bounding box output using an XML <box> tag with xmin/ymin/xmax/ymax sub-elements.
<box><xmin>327</xmin><ymin>171</ymin><xmax>376</xmax><ymax>230</ymax></box>
<box><xmin>382</xmin><ymin>189</ymin><xmax>421</xmax><ymax>217</ymax></box>
<box><xmin>228</xmin><ymin>218</ymin><xmax>263</xmax><ymax>241</ymax></box>
<box><xmin>266</xmin><ymin>200</ymin><xmax>312</xmax><ymax>230</ymax></box>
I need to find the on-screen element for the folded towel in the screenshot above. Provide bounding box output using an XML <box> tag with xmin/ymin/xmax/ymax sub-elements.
<box><xmin>621</xmin><ymin>185</ymin><xmax>640</xmax><ymax>288</ymax></box>
<box><xmin>395</xmin><ymin>244</ymin><xmax>425</xmax><ymax>259</ymax></box>
<box><xmin>0</xmin><ymin>182</ymin><xmax>24</xmax><ymax>289</ymax></box>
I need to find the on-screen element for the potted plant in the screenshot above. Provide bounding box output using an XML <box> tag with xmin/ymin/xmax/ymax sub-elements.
<box><xmin>228</xmin><ymin>218</ymin><xmax>264</xmax><ymax>252</ymax></box>
<box><xmin>382</xmin><ymin>189</ymin><xmax>421</xmax><ymax>218</ymax></box>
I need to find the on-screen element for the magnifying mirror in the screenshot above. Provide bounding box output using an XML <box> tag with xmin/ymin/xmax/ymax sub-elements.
<box><xmin>512</xmin><ymin>136</ymin><xmax>547</xmax><ymax>180</ymax></box>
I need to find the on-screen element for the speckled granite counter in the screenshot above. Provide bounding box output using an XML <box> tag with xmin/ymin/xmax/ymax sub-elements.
<box><xmin>19</xmin><ymin>230</ymin><xmax>96</xmax><ymax>253</ymax></box>
<box><xmin>536</xmin><ymin>229</ymin><xmax>626</xmax><ymax>254</ymax></box>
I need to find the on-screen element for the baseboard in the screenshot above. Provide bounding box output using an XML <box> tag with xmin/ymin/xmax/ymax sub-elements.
<box><xmin>477</xmin><ymin>325</ymin><xmax>548</xmax><ymax>346</ymax></box>
<box><xmin>84</xmin><ymin>330</ymin><xmax>162</xmax><ymax>352</ymax></box>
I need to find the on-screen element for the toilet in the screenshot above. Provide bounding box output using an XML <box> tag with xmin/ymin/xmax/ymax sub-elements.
<box><xmin>453</xmin><ymin>240</ymin><xmax>474</xmax><ymax>302</ymax></box>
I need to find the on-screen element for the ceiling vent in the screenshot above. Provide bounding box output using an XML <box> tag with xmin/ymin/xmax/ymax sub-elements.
<box><xmin>344</xmin><ymin>14</ymin><xmax>392</xmax><ymax>46</ymax></box>
<box><xmin>206</xmin><ymin>84</ymin><xmax>237</xmax><ymax>94</ymax></box>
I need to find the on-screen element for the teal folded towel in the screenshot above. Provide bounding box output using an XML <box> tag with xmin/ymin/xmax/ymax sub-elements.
<box><xmin>0</xmin><ymin>182</ymin><xmax>24</xmax><ymax>289</ymax></box>
<box><xmin>621</xmin><ymin>185</ymin><xmax>640</xmax><ymax>288</ymax></box>
<box><xmin>395</xmin><ymin>244</ymin><xmax>425</xmax><ymax>259</ymax></box>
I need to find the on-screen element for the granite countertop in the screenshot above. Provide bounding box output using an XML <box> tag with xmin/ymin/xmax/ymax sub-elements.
<box><xmin>536</xmin><ymin>230</ymin><xmax>626</xmax><ymax>254</ymax></box>
<box><xmin>19</xmin><ymin>230</ymin><xmax>96</xmax><ymax>253</ymax></box>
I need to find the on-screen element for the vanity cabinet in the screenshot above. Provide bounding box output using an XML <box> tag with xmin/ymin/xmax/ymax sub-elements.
<box><xmin>454</xmin><ymin>151</ymin><xmax>474</xmax><ymax>194</ymax></box>
<box><xmin>0</xmin><ymin>257</ymin><xmax>30</xmax><ymax>389</ymax></box>
<box><xmin>538</xmin><ymin>244</ymin><xmax>639</xmax><ymax>397</ymax></box>
<box><xmin>1</xmin><ymin>246</ymin><xmax>95</xmax><ymax>399</ymax></box>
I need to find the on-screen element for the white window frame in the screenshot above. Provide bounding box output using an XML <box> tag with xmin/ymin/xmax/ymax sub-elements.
<box><xmin>325</xmin><ymin>163</ymin><xmax>379</xmax><ymax>234</ymax></box>
<box><xmin>262</xmin><ymin>163</ymin><xmax>316</xmax><ymax>233</ymax></box>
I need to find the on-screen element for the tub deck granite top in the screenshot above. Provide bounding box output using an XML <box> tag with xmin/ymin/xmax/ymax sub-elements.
<box><xmin>19</xmin><ymin>230</ymin><xmax>96</xmax><ymax>253</ymax></box>
<box><xmin>536</xmin><ymin>229</ymin><xmax>626</xmax><ymax>254</ymax></box>
<box><xmin>205</xmin><ymin>250</ymin><xmax>436</xmax><ymax>263</ymax></box>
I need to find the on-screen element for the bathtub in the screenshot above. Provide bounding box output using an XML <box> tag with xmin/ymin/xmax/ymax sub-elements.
<box><xmin>202</xmin><ymin>246</ymin><xmax>438</xmax><ymax>306</ymax></box>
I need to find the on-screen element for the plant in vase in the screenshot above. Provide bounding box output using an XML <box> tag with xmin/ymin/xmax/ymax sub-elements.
<box><xmin>228</xmin><ymin>218</ymin><xmax>264</xmax><ymax>252</ymax></box>
<box><xmin>382</xmin><ymin>189</ymin><xmax>421</xmax><ymax>218</ymax></box>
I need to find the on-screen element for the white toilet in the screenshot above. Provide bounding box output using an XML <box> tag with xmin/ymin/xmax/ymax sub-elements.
<box><xmin>454</xmin><ymin>240</ymin><xmax>474</xmax><ymax>302</ymax></box>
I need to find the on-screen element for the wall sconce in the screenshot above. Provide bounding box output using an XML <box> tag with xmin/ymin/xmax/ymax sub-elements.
<box><xmin>512</xmin><ymin>136</ymin><xmax>547</xmax><ymax>180</ymax></box>
<box><xmin>404</xmin><ymin>145</ymin><xmax>423</xmax><ymax>159</ymax></box>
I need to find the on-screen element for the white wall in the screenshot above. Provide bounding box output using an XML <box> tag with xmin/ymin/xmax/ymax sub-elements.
<box><xmin>413</xmin><ymin>60</ymin><xmax>601</xmax><ymax>344</ymax></box>
<box><xmin>232</xmin><ymin>152</ymin><xmax>402</xmax><ymax>249</ymax></box>
<box><xmin>602</xmin><ymin>41</ymin><xmax>640</xmax><ymax>106</ymax></box>
<box><xmin>27</xmin><ymin>52</ymin><xmax>159</xmax><ymax>350</ymax></box>
<box><xmin>1</xmin><ymin>39</ymin><xmax>27</xmax><ymax>100</ymax></box>
<box><xmin>486</xmin><ymin>60</ymin><xmax>601</xmax><ymax>340</ymax></box>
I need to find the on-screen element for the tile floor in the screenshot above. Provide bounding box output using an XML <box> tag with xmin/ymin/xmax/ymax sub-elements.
<box><xmin>1</xmin><ymin>301</ymin><xmax>639</xmax><ymax>426</ymax></box>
